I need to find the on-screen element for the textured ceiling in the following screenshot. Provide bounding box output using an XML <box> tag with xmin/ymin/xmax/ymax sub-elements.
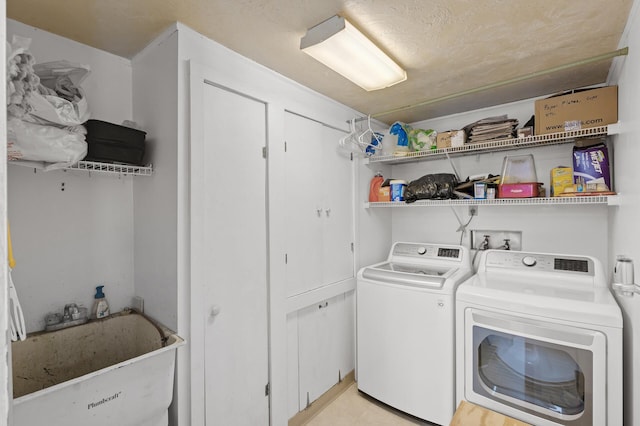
<box><xmin>7</xmin><ymin>0</ymin><xmax>634</xmax><ymax>124</ymax></box>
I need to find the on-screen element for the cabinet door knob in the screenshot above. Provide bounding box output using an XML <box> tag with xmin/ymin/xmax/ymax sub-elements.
<box><xmin>316</xmin><ymin>208</ymin><xmax>322</xmax><ymax>216</ymax></box>
<box><xmin>210</xmin><ymin>305</ymin><xmax>221</xmax><ymax>318</ymax></box>
<box><xmin>325</xmin><ymin>208</ymin><xmax>331</xmax><ymax>217</ymax></box>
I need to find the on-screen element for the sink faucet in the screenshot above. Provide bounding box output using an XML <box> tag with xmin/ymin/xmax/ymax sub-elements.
<box><xmin>64</xmin><ymin>303</ymin><xmax>80</xmax><ymax>321</ymax></box>
<box><xmin>46</xmin><ymin>303</ymin><xmax>89</xmax><ymax>331</ymax></box>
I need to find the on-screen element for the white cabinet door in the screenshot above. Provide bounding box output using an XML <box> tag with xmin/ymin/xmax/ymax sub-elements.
<box><xmin>321</xmin><ymin>126</ymin><xmax>354</xmax><ymax>286</ymax></box>
<box><xmin>297</xmin><ymin>293</ymin><xmax>355</xmax><ymax>408</ymax></box>
<box><xmin>197</xmin><ymin>81</ymin><xmax>270</xmax><ymax>425</ymax></box>
<box><xmin>297</xmin><ymin>296</ymin><xmax>338</xmax><ymax>408</ymax></box>
<box><xmin>284</xmin><ymin>113</ymin><xmax>324</xmax><ymax>296</ymax></box>
<box><xmin>284</xmin><ymin>113</ymin><xmax>354</xmax><ymax>297</ymax></box>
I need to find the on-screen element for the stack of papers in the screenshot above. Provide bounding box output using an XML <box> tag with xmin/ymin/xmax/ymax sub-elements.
<box><xmin>463</xmin><ymin>115</ymin><xmax>519</xmax><ymax>143</ymax></box>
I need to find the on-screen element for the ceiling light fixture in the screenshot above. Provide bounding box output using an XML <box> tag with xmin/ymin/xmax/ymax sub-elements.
<box><xmin>300</xmin><ymin>15</ymin><xmax>407</xmax><ymax>91</ymax></box>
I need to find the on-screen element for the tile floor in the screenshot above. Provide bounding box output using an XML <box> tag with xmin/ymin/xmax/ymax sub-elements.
<box><xmin>304</xmin><ymin>383</ymin><xmax>435</xmax><ymax>426</ymax></box>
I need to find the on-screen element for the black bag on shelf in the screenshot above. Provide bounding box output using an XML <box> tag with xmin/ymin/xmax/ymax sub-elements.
<box><xmin>84</xmin><ymin>119</ymin><xmax>146</xmax><ymax>165</ymax></box>
<box><xmin>404</xmin><ymin>173</ymin><xmax>458</xmax><ymax>203</ymax></box>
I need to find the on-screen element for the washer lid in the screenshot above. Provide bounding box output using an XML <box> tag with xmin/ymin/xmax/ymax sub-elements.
<box><xmin>361</xmin><ymin>262</ymin><xmax>451</xmax><ymax>288</ymax></box>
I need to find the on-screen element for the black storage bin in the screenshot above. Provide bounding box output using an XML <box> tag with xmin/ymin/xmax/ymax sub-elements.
<box><xmin>84</xmin><ymin>120</ymin><xmax>146</xmax><ymax>165</ymax></box>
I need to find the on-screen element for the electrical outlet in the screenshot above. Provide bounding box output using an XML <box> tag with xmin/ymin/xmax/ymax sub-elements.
<box><xmin>468</xmin><ymin>206</ymin><xmax>478</xmax><ymax>217</ymax></box>
<box><xmin>470</xmin><ymin>229</ymin><xmax>522</xmax><ymax>251</ymax></box>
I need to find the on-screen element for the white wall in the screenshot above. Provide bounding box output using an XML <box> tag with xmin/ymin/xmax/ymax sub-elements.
<box><xmin>608</xmin><ymin>0</ymin><xmax>640</xmax><ymax>424</ymax></box>
<box><xmin>6</xmin><ymin>20</ymin><xmax>135</xmax><ymax>332</ymax></box>
<box><xmin>131</xmin><ymin>28</ymin><xmax>179</xmax><ymax>332</ymax></box>
<box><xmin>131</xmin><ymin>27</ymin><xmax>182</xmax><ymax>426</ymax></box>
<box><xmin>357</xmin><ymin>158</ymin><xmax>393</xmax><ymax>268</ymax></box>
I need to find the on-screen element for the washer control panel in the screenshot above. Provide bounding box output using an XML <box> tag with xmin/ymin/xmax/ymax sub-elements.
<box><xmin>391</xmin><ymin>242</ymin><xmax>462</xmax><ymax>261</ymax></box>
<box><xmin>485</xmin><ymin>251</ymin><xmax>594</xmax><ymax>275</ymax></box>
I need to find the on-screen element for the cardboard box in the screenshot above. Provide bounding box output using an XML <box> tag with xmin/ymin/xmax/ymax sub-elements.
<box><xmin>535</xmin><ymin>86</ymin><xmax>618</xmax><ymax>135</ymax></box>
<box><xmin>436</xmin><ymin>130</ymin><xmax>466</xmax><ymax>149</ymax></box>
<box><xmin>450</xmin><ymin>401</ymin><xmax>532</xmax><ymax>426</ymax></box>
<box><xmin>378</xmin><ymin>185</ymin><xmax>390</xmax><ymax>202</ymax></box>
<box><xmin>572</xmin><ymin>143</ymin><xmax>612</xmax><ymax>190</ymax></box>
<box><xmin>550</xmin><ymin>167</ymin><xmax>573</xmax><ymax>196</ymax></box>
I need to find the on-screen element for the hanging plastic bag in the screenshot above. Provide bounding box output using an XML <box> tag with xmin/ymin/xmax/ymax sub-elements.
<box><xmin>25</xmin><ymin>60</ymin><xmax>91</xmax><ymax>126</ymax></box>
<box><xmin>8</xmin><ymin>117</ymin><xmax>87</xmax><ymax>170</ymax></box>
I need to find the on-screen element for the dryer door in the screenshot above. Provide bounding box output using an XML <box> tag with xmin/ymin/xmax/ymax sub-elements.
<box><xmin>461</xmin><ymin>309</ymin><xmax>606</xmax><ymax>426</ymax></box>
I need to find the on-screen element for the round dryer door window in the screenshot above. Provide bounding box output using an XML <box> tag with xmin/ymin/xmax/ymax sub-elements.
<box><xmin>470</xmin><ymin>321</ymin><xmax>599</xmax><ymax>425</ymax></box>
<box><xmin>477</xmin><ymin>331</ymin><xmax>586</xmax><ymax>415</ymax></box>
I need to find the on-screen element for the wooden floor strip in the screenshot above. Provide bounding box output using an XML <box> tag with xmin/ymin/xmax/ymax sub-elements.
<box><xmin>288</xmin><ymin>370</ymin><xmax>356</xmax><ymax>426</ymax></box>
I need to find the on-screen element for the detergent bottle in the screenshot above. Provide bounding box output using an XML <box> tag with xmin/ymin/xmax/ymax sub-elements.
<box><xmin>369</xmin><ymin>172</ymin><xmax>384</xmax><ymax>202</ymax></box>
<box><xmin>92</xmin><ymin>285</ymin><xmax>110</xmax><ymax>319</ymax></box>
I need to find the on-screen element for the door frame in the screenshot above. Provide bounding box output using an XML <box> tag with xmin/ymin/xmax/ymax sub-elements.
<box><xmin>1</xmin><ymin>2</ymin><xmax>10</xmax><ymax>423</ymax></box>
<box><xmin>189</xmin><ymin>60</ymin><xmax>272</xmax><ymax>425</ymax></box>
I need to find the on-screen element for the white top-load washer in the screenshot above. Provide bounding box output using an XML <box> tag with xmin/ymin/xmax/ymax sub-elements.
<box><xmin>456</xmin><ymin>250</ymin><xmax>623</xmax><ymax>426</ymax></box>
<box><xmin>357</xmin><ymin>242</ymin><xmax>472</xmax><ymax>425</ymax></box>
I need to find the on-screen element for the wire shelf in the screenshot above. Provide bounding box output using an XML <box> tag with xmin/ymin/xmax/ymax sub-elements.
<box><xmin>365</xmin><ymin>195</ymin><xmax>620</xmax><ymax>208</ymax></box>
<box><xmin>365</xmin><ymin>124</ymin><xmax>619</xmax><ymax>165</ymax></box>
<box><xmin>63</xmin><ymin>161</ymin><xmax>153</xmax><ymax>176</ymax></box>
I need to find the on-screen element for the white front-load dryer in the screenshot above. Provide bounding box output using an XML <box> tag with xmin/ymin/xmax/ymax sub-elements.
<box><xmin>456</xmin><ymin>250</ymin><xmax>623</xmax><ymax>426</ymax></box>
<box><xmin>357</xmin><ymin>242</ymin><xmax>472</xmax><ymax>425</ymax></box>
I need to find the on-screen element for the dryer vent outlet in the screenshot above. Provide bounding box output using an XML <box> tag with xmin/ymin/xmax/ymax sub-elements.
<box><xmin>471</xmin><ymin>230</ymin><xmax>522</xmax><ymax>251</ymax></box>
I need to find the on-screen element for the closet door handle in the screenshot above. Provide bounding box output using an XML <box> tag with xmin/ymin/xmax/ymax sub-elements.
<box><xmin>209</xmin><ymin>305</ymin><xmax>222</xmax><ymax>322</ymax></box>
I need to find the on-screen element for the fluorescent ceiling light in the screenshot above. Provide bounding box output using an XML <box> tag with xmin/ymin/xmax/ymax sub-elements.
<box><xmin>301</xmin><ymin>15</ymin><xmax>407</xmax><ymax>91</ymax></box>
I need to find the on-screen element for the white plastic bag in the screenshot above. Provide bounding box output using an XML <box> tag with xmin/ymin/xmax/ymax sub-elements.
<box><xmin>7</xmin><ymin>117</ymin><xmax>87</xmax><ymax>170</ymax></box>
<box><xmin>26</xmin><ymin>60</ymin><xmax>91</xmax><ymax>126</ymax></box>
<box><xmin>6</xmin><ymin>36</ymin><xmax>40</xmax><ymax>118</ymax></box>
<box><xmin>26</xmin><ymin>89</ymin><xmax>90</xmax><ymax>126</ymax></box>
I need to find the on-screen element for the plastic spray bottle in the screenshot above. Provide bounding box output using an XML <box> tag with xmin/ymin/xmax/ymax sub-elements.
<box><xmin>92</xmin><ymin>285</ymin><xmax>110</xmax><ymax>319</ymax></box>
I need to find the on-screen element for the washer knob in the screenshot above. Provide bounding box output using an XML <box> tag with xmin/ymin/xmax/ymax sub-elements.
<box><xmin>417</xmin><ymin>247</ymin><xmax>427</xmax><ymax>255</ymax></box>
<box><xmin>522</xmin><ymin>256</ymin><xmax>537</xmax><ymax>267</ymax></box>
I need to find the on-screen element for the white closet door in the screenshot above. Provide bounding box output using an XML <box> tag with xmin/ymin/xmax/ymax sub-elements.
<box><xmin>201</xmin><ymin>82</ymin><xmax>269</xmax><ymax>425</ymax></box>
<box><xmin>284</xmin><ymin>112</ymin><xmax>324</xmax><ymax>297</ymax></box>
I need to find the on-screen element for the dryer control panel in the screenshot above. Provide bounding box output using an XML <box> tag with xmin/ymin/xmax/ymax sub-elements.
<box><xmin>485</xmin><ymin>251</ymin><xmax>594</xmax><ymax>276</ymax></box>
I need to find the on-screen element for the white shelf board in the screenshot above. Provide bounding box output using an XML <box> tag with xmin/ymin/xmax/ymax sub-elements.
<box><xmin>63</xmin><ymin>161</ymin><xmax>153</xmax><ymax>176</ymax></box>
<box><xmin>9</xmin><ymin>159</ymin><xmax>153</xmax><ymax>176</ymax></box>
<box><xmin>365</xmin><ymin>124</ymin><xmax>618</xmax><ymax>165</ymax></box>
<box><xmin>365</xmin><ymin>195</ymin><xmax>620</xmax><ymax>208</ymax></box>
